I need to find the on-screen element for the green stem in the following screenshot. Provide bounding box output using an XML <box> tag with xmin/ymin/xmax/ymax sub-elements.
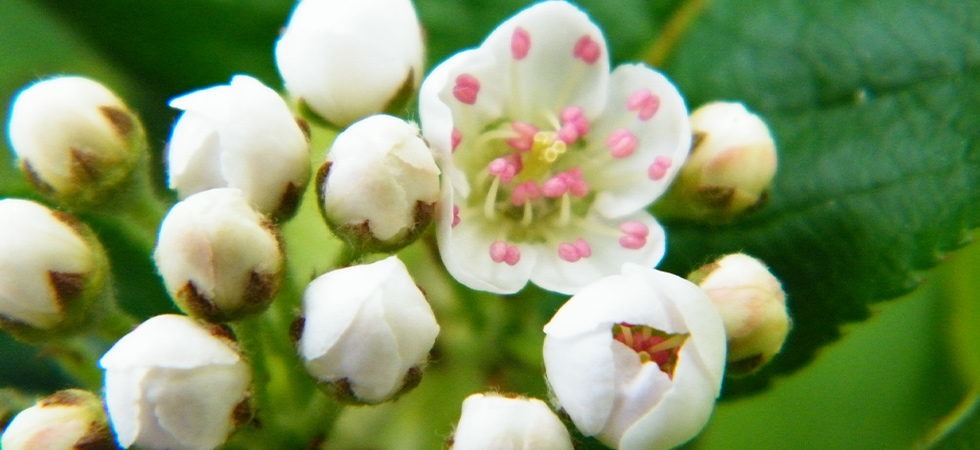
<box><xmin>641</xmin><ymin>0</ymin><xmax>710</xmax><ymax>67</ymax></box>
<box><xmin>42</xmin><ymin>337</ymin><xmax>105</xmax><ymax>391</ymax></box>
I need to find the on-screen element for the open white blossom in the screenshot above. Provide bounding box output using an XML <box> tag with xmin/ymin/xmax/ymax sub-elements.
<box><xmin>276</xmin><ymin>0</ymin><xmax>424</xmax><ymax>126</ymax></box>
<box><xmin>318</xmin><ymin>114</ymin><xmax>440</xmax><ymax>252</ymax></box>
<box><xmin>451</xmin><ymin>393</ymin><xmax>573</xmax><ymax>450</ymax></box>
<box><xmin>167</xmin><ymin>75</ymin><xmax>310</xmax><ymax>218</ymax></box>
<box><xmin>299</xmin><ymin>256</ymin><xmax>439</xmax><ymax>404</ymax></box>
<box><xmin>100</xmin><ymin>314</ymin><xmax>251</xmax><ymax>450</ymax></box>
<box><xmin>419</xmin><ymin>1</ymin><xmax>690</xmax><ymax>295</ymax></box>
<box><xmin>543</xmin><ymin>264</ymin><xmax>726</xmax><ymax>450</ymax></box>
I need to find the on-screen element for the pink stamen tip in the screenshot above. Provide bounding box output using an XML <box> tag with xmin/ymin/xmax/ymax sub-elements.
<box><xmin>491</xmin><ymin>241</ymin><xmax>521</xmax><ymax>265</ymax></box>
<box><xmin>510</xmin><ymin>181</ymin><xmax>541</xmax><ymax>206</ymax></box>
<box><xmin>452</xmin><ymin>205</ymin><xmax>461</xmax><ymax>228</ymax></box>
<box><xmin>453</xmin><ymin>74</ymin><xmax>480</xmax><ymax>105</ymax></box>
<box><xmin>627</xmin><ymin>90</ymin><xmax>661</xmax><ymax>120</ymax></box>
<box><xmin>558</xmin><ymin>123</ymin><xmax>580</xmax><ymax>144</ymax></box>
<box><xmin>558</xmin><ymin>238</ymin><xmax>591</xmax><ymax>262</ymax></box>
<box><xmin>511</xmin><ymin>27</ymin><xmax>531</xmax><ymax>60</ymax></box>
<box><xmin>619</xmin><ymin>235</ymin><xmax>646</xmax><ymax>250</ymax></box>
<box><xmin>560</xmin><ymin>168</ymin><xmax>589</xmax><ymax>197</ymax></box>
<box><xmin>487</xmin><ymin>156</ymin><xmax>520</xmax><ymax>183</ymax></box>
<box><xmin>619</xmin><ymin>220</ymin><xmax>650</xmax><ymax>238</ymax></box>
<box><xmin>647</xmin><ymin>156</ymin><xmax>673</xmax><ymax>181</ymax></box>
<box><xmin>573</xmin><ymin>238</ymin><xmax>592</xmax><ymax>257</ymax></box>
<box><xmin>607</xmin><ymin>129</ymin><xmax>638</xmax><ymax>158</ymax></box>
<box><xmin>542</xmin><ymin>176</ymin><xmax>569</xmax><ymax>198</ymax></box>
<box><xmin>451</xmin><ymin>128</ymin><xmax>462</xmax><ymax>152</ymax></box>
<box><xmin>573</xmin><ymin>35</ymin><xmax>601</xmax><ymax>64</ymax></box>
<box><xmin>506</xmin><ymin>121</ymin><xmax>538</xmax><ymax>151</ymax></box>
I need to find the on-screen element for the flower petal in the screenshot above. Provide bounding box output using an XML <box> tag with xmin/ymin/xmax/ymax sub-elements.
<box><xmin>480</xmin><ymin>0</ymin><xmax>609</xmax><ymax>120</ymax></box>
<box><xmin>542</xmin><ymin>329</ymin><xmax>614</xmax><ymax>435</ymax></box>
<box><xmin>528</xmin><ymin>211</ymin><xmax>666</xmax><ymax>295</ymax></box>
<box><xmin>589</xmin><ymin>64</ymin><xmax>691</xmax><ymax>218</ymax></box>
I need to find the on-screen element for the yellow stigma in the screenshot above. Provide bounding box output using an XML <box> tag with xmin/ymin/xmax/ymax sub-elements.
<box><xmin>518</xmin><ymin>132</ymin><xmax>566</xmax><ymax>181</ymax></box>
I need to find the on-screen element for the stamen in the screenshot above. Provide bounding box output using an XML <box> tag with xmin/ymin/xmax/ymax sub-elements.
<box><xmin>453</xmin><ymin>74</ymin><xmax>481</xmax><ymax>105</ymax></box>
<box><xmin>618</xmin><ymin>220</ymin><xmax>649</xmax><ymax>249</ymax></box>
<box><xmin>511</xmin><ymin>27</ymin><xmax>531</xmax><ymax>60</ymax></box>
<box><xmin>510</xmin><ymin>181</ymin><xmax>541</xmax><ymax>206</ymax></box>
<box><xmin>506</xmin><ymin>121</ymin><xmax>538</xmax><ymax>151</ymax></box>
<box><xmin>557</xmin><ymin>106</ymin><xmax>589</xmax><ymax>144</ymax></box>
<box><xmin>559</xmin><ymin>237</ymin><xmax>593</xmax><ymax>262</ymax></box>
<box><xmin>558</xmin><ymin>193</ymin><xmax>571</xmax><ymax>226</ymax></box>
<box><xmin>607</xmin><ymin>128</ymin><xmax>637</xmax><ymax>158</ymax></box>
<box><xmin>627</xmin><ymin>90</ymin><xmax>660</xmax><ymax>120</ymax></box>
<box><xmin>483</xmin><ymin>176</ymin><xmax>500</xmax><ymax>219</ymax></box>
<box><xmin>452</xmin><ymin>205</ymin><xmax>461</xmax><ymax>228</ymax></box>
<box><xmin>647</xmin><ymin>156</ymin><xmax>673</xmax><ymax>180</ymax></box>
<box><xmin>487</xmin><ymin>155</ymin><xmax>521</xmax><ymax>183</ymax></box>
<box><xmin>573</xmin><ymin>35</ymin><xmax>601</xmax><ymax>64</ymax></box>
<box><xmin>451</xmin><ymin>128</ymin><xmax>462</xmax><ymax>152</ymax></box>
<box><xmin>490</xmin><ymin>241</ymin><xmax>521</xmax><ymax>265</ymax></box>
<box><xmin>612</xmin><ymin>322</ymin><xmax>689</xmax><ymax>378</ymax></box>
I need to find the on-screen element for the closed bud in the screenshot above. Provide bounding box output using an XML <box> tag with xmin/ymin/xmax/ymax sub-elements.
<box><xmin>0</xmin><ymin>199</ymin><xmax>109</xmax><ymax>341</ymax></box>
<box><xmin>298</xmin><ymin>256</ymin><xmax>439</xmax><ymax>404</ymax></box>
<box><xmin>275</xmin><ymin>0</ymin><xmax>424</xmax><ymax>127</ymax></box>
<box><xmin>688</xmin><ymin>253</ymin><xmax>790</xmax><ymax>375</ymax></box>
<box><xmin>543</xmin><ymin>264</ymin><xmax>726</xmax><ymax>450</ymax></box>
<box><xmin>317</xmin><ymin>115</ymin><xmax>439</xmax><ymax>253</ymax></box>
<box><xmin>99</xmin><ymin>314</ymin><xmax>251</xmax><ymax>450</ymax></box>
<box><xmin>450</xmin><ymin>393</ymin><xmax>573</xmax><ymax>450</ymax></box>
<box><xmin>1</xmin><ymin>389</ymin><xmax>114</xmax><ymax>450</ymax></box>
<box><xmin>167</xmin><ymin>75</ymin><xmax>310</xmax><ymax>219</ymax></box>
<box><xmin>656</xmin><ymin>101</ymin><xmax>777</xmax><ymax>223</ymax></box>
<box><xmin>154</xmin><ymin>188</ymin><xmax>283</xmax><ymax>323</ymax></box>
<box><xmin>7</xmin><ymin>76</ymin><xmax>146</xmax><ymax>209</ymax></box>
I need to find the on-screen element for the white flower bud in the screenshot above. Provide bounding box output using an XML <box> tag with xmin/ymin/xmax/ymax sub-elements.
<box><xmin>0</xmin><ymin>199</ymin><xmax>109</xmax><ymax>341</ymax></box>
<box><xmin>657</xmin><ymin>101</ymin><xmax>777</xmax><ymax>223</ymax></box>
<box><xmin>317</xmin><ymin>114</ymin><xmax>440</xmax><ymax>252</ymax></box>
<box><xmin>275</xmin><ymin>0</ymin><xmax>424</xmax><ymax>127</ymax></box>
<box><xmin>154</xmin><ymin>188</ymin><xmax>283</xmax><ymax>323</ymax></box>
<box><xmin>450</xmin><ymin>393</ymin><xmax>573</xmax><ymax>450</ymax></box>
<box><xmin>99</xmin><ymin>314</ymin><xmax>251</xmax><ymax>450</ymax></box>
<box><xmin>1</xmin><ymin>389</ymin><xmax>113</xmax><ymax>450</ymax></box>
<box><xmin>167</xmin><ymin>75</ymin><xmax>310</xmax><ymax>219</ymax></box>
<box><xmin>543</xmin><ymin>264</ymin><xmax>727</xmax><ymax>450</ymax></box>
<box><xmin>688</xmin><ymin>253</ymin><xmax>790</xmax><ymax>375</ymax></box>
<box><xmin>7</xmin><ymin>76</ymin><xmax>146</xmax><ymax>209</ymax></box>
<box><xmin>298</xmin><ymin>256</ymin><xmax>439</xmax><ymax>404</ymax></box>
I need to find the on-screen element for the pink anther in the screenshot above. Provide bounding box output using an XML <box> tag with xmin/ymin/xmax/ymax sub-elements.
<box><xmin>541</xmin><ymin>176</ymin><xmax>569</xmax><ymax>198</ymax></box>
<box><xmin>511</xmin><ymin>27</ymin><xmax>531</xmax><ymax>60</ymax></box>
<box><xmin>563</xmin><ymin>168</ymin><xmax>589</xmax><ymax>197</ymax></box>
<box><xmin>453</xmin><ymin>74</ymin><xmax>480</xmax><ymax>105</ymax></box>
<box><xmin>558</xmin><ymin>238</ymin><xmax>591</xmax><ymax>262</ymax></box>
<box><xmin>647</xmin><ymin>156</ymin><xmax>672</xmax><ymax>180</ymax></box>
<box><xmin>452</xmin><ymin>204</ymin><xmax>461</xmax><ymax>228</ymax></box>
<box><xmin>573</xmin><ymin>35</ymin><xmax>601</xmax><ymax>64</ymax></box>
<box><xmin>627</xmin><ymin>90</ymin><xmax>660</xmax><ymax>120</ymax></box>
<box><xmin>487</xmin><ymin>155</ymin><xmax>521</xmax><ymax>183</ymax></box>
<box><xmin>451</xmin><ymin>128</ymin><xmax>462</xmax><ymax>152</ymax></box>
<box><xmin>618</xmin><ymin>220</ymin><xmax>649</xmax><ymax>249</ymax></box>
<box><xmin>607</xmin><ymin>129</ymin><xmax>638</xmax><ymax>158</ymax></box>
<box><xmin>490</xmin><ymin>241</ymin><xmax>521</xmax><ymax>265</ymax></box>
<box><xmin>557</xmin><ymin>106</ymin><xmax>589</xmax><ymax>144</ymax></box>
<box><xmin>510</xmin><ymin>181</ymin><xmax>541</xmax><ymax>206</ymax></box>
<box><xmin>506</xmin><ymin>121</ymin><xmax>538</xmax><ymax>151</ymax></box>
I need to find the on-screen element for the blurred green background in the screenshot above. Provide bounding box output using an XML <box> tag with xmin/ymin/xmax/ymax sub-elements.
<box><xmin>1</xmin><ymin>0</ymin><xmax>977</xmax><ymax>448</ymax></box>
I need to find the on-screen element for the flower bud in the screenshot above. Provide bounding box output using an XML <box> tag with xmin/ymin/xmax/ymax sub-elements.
<box><xmin>167</xmin><ymin>75</ymin><xmax>310</xmax><ymax>219</ymax></box>
<box><xmin>275</xmin><ymin>0</ymin><xmax>424</xmax><ymax>127</ymax></box>
<box><xmin>7</xmin><ymin>76</ymin><xmax>146</xmax><ymax>209</ymax></box>
<box><xmin>317</xmin><ymin>114</ymin><xmax>439</xmax><ymax>253</ymax></box>
<box><xmin>656</xmin><ymin>101</ymin><xmax>777</xmax><ymax>223</ymax></box>
<box><xmin>297</xmin><ymin>256</ymin><xmax>439</xmax><ymax>404</ymax></box>
<box><xmin>154</xmin><ymin>188</ymin><xmax>283</xmax><ymax>323</ymax></box>
<box><xmin>0</xmin><ymin>199</ymin><xmax>109</xmax><ymax>341</ymax></box>
<box><xmin>1</xmin><ymin>389</ymin><xmax>113</xmax><ymax>450</ymax></box>
<box><xmin>450</xmin><ymin>393</ymin><xmax>573</xmax><ymax>450</ymax></box>
<box><xmin>543</xmin><ymin>264</ymin><xmax>726</xmax><ymax>450</ymax></box>
<box><xmin>688</xmin><ymin>253</ymin><xmax>790</xmax><ymax>375</ymax></box>
<box><xmin>99</xmin><ymin>314</ymin><xmax>251</xmax><ymax>450</ymax></box>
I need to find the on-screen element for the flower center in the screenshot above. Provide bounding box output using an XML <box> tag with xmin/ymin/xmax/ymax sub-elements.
<box><xmin>612</xmin><ymin>322</ymin><xmax>688</xmax><ymax>378</ymax></box>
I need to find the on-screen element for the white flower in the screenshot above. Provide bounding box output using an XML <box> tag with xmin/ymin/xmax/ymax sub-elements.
<box><xmin>99</xmin><ymin>314</ymin><xmax>251</xmax><ymax>450</ymax></box>
<box><xmin>419</xmin><ymin>1</ymin><xmax>691</xmax><ymax>294</ymax></box>
<box><xmin>153</xmin><ymin>188</ymin><xmax>283</xmax><ymax>322</ymax></box>
<box><xmin>688</xmin><ymin>253</ymin><xmax>790</xmax><ymax>374</ymax></box>
<box><xmin>6</xmin><ymin>76</ymin><xmax>145</xmax><ymax>208</ymax></box>
<box><xmin>543</xmin><ymin>264</ymin><xmax>726</xmax><ymax>450</ymax></box>
<box><xmin>0</xmin><ymin>198</ymin><xmax>108</xmax><ymax>340</ymax></box>
<box><xmin>167</xmin><ymin>75</ymin><xmax>310</xmax><ymax>218</ymax></box>
<box><xmin>275</xmin><ymin>0</ymin><xmax>424</xmax><ymax>127</ymax></box>
<box><xmin>450</xmin><ymin>393</ymin><xmax>574</xmax><ymax>450</ymax></box>
<box><xmin>317</xmin><ymin>114</ymin><xmax>440</xmax><ymax>252</ymax></box>
<box><xmin>298</xmin><ymin>256</ymin><xmax>439</xmax><ymax>404</ymax></box>
<box><xmin>657</xmin><ymin>101</ymin><xmax>777</xmax><ymax>222</ymax></box>
<box><xmin>0</xmin><ymin>389</ymin><xmax>112</xmax><ymax>450</ymax></box>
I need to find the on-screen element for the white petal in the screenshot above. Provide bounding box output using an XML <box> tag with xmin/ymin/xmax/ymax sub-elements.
<box><xmin>377</xmin><ymin>259</ymin><xmax>439</xmax><ymax>370</ymax></box>
<box><xmin>598</xmin><ymin>344</ymin><xmax>672</xmax><ymax>446</ymax></box>
<box><xmin>542</xmin><ymin>329</ymin><xmax>614</xmax><ymax>435</ymax></box>
<box><xmin>148</xmin><ymin>365</ymin><xmax>249</xmax><ymax>449</ymax></box>
<box><xmin>590</xmin><ymin>64</ymin><xmax>691</xmax><ymax>218</ymax></box>
<box><xmin>166</xmin><ymin>115</ymin><xmax>224</xmax><ymax>194</ymax></box>
<box><xmin>479</xmin><ymin>0</ymin><xmax>609</xmax><ymax>120</ymax></box>
<box><xmin>299</xmin><ymin>269</ymin><xmax>374</xmax><ymax>360</ymax></box>
<box><xmin>452</xmin><ymin>393</ymin><xmax>573</xmax><ymax>450</ymax></box>
<box><xmin>435</xmin><ymin>195</ymin><xmax>537</xmax><ymax>294</ymax></box>
<box><xmin>103</xmin><ymin>367</ymin><xmax>147</xmax><ymax>448</ymax></box>
<box><xmin>100</xmin><ymin>315</ymin><xmax>241</xmax><ymax>370</ymax></box>
<box><xmin>528</xmin><ymin>211</ymin><xmax>666</xmax><ymax>295</ymax></box>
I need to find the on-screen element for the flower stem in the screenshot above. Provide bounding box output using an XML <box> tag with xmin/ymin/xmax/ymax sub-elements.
<box><xmin>642</xmin><ymin>0</ymin><xmax>709</xmax><ymax>67</ymax></box>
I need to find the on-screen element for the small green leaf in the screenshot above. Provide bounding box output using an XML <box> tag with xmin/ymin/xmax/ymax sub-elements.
<box><xmin>657</xmin><ymin>0</ymin><xmax>979</xmax><ymax>394</ymax></box>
